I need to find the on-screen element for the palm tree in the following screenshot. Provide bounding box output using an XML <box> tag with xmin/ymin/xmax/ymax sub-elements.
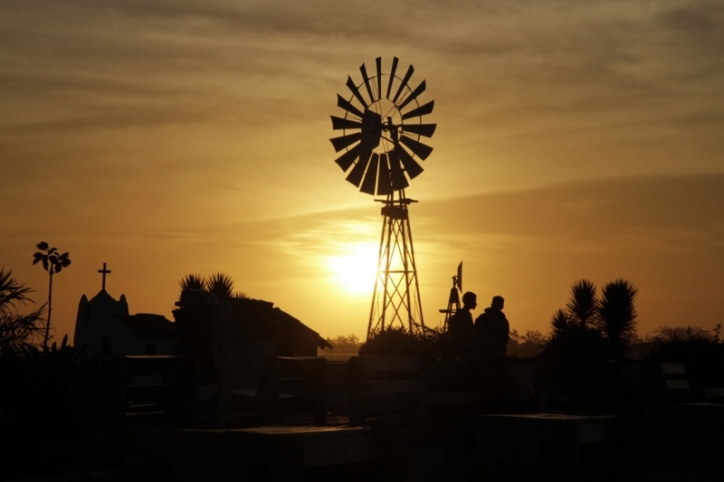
<box><xmin>32</xmin><ymin>241</ymin><xmax>71</xmax><ymax>350</ymax></box>
<box><xmin>549</xmin><ymin>278</ymin><xmax>638</xmax><ymax>357</ymax></box>
<box><xmin>206</xmin><ymin>273</ymin><xmax>234</xmax><ymax>300</ymax></box>
<box><xmin>566</xmin><ymin>279</ymin><xmax>599</xmax><ymax>327</ymax></box>
<box><xmin>548</xmin><ymin>279</ymin><xmax>598</xmax><ymax>343</ymax></box>
<box><xmin>598</xmin><ymin>279</ymin><xmax>638</xmax><ymax>359</ymax></box>
<box><xmin>550</xmin><ymin>309</ymin><xmax>572</xmax><ymax>339</ymax></box>
<box><xmin>0</xmin><ymin>267</ymin><xmax>33</xmax><ymax>312</ymax></box>
<box><xmin>178</xmin><ymin>273</ymin><xmax>248</xmax><ymax>304</ymax></box>
<box><xmin>179</xmin><ymin>274</ymin><xmax>205</xmax><ymax>291</ymax></box>
<box><xmin>0</xmin><ymin>267</ymin><xmax>46</xmax><ymax>356</ymax></box>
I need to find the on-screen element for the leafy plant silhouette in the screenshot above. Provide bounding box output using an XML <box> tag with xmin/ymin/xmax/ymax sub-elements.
<box><xmin>548</xmin><ymin>278</ymin><xmax>638</xmax><ymax>360</ymax></box>
<box><xmin>541</xmin><ymin>279</ymin><xmax>639</xmax><ymax>411</ymax></box>
<box><xmin>32</xmin><ymin>241</ymin><xmax>71</xmax><ymax>350</ymax></box>
<box><xmin>206</xmin><ymin>273</ymin><xmax>235</xmax><ymax>300</ymax></box>
<box><xmin>598</xmin><ymin>279</ymin><xmax>638</xmax><ymax>359</ymax></box>
<box><xmin>0</xmin><ymin>267</ymin><xmax>46</xmax><ymax>356</ymax></box>
<box><xmin>566</xmin><ymin>279</ymin><xmax>598</xmax><ymax>327</ymax></box>
<box><xmin>178</xmin><ymin>273</ymin><xmax>248</xmax><ymax>302</ymax></box>
<box><xmin>179</xmin><ymin>274</ymin><xmax>205</xmax><ymax>291</ymax></box>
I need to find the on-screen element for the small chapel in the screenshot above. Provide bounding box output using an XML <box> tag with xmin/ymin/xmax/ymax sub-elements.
<box><xmin>72</xmin><ymin>263</ymin><xmax>178</xmax><ymax>360</ymax></box>
<box><xmin>72</xmin><ymin>263</ymin><xmax>331</xmax><ymax>362</ymax></box>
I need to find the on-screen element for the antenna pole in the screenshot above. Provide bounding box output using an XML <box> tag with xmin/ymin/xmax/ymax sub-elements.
<box><xmin>367</xmin><ymin>189</ymin><xmax>425</xmax><ymax>339</ymax></box>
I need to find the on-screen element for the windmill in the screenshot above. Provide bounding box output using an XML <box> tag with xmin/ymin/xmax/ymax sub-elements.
<box><xmin>439</xmin><ymin>262</ymin><xmax>463</xmax><ymax>330</ymax></box>
<box><xmin>329</xmin><ymin>57</ymin><xmax>436</xmax><ymax>339</ymax></box>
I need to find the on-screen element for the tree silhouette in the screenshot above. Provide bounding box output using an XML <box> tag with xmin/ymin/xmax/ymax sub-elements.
<box><xmin>0</xmin><ymin>267</ymin><xmax>46</xmax><ymax>356</ymax></box>
<box><xmin>178</xmin><ymin>273</ymin><xmax>248</xmax><ymax>303</ymax></box>
<box><xmin>566</xmin><ymin>279</ymin><xmax>599</xmax><ymax>327</ymax></box>
<box><xmin>507</xmin><ymin>329</ymin><xmax>547</xmax><ymax>357</ymax></box>
<box><xmin>206</xmin><ymin>273</ymin><xmax>234</xmax><ymax>300</ymax></box>
<box><xmin>179</xmin><ymin>274</ymin><xmax>205</xmax><ymax>291</ymax></box>
<box><xmin>653</xmin><ymin>325</ymin><xmax>719</xmax><ymax>344</ymax></box>
<box><xmin>550</xmin><ymin>308</ymin><xmax>572</xmax><ymax>339</ymax></box>
<box><xmin>648</xmin><ymin>325</ymin><xmax>724</xmax><ymax>381</ymax></box>
<box><xmin>547</xmin><ymin>278</ymin><xmax>638</xmax><ymax>360</ymax></box>
<box><xmin>598</xmin><ymin>279</ymin><xmax>638</xmax><ymax>359</ymax></box>
<box><xmin>32</xmin><ymin>241</ymin><xmax>71</xmax><ymax>350</ymax></box>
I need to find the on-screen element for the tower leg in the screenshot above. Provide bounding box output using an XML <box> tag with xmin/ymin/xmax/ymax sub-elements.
<box><xmin>367</xmin><ymin>191</ymin><xmax>425</xmax><ymax>339</ymax></box>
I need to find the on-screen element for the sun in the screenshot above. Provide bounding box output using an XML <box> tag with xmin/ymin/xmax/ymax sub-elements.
<box><xmin>326</xmin><ymin>242</ymin><xmax>378</xmax><ymax>296</ymax></box>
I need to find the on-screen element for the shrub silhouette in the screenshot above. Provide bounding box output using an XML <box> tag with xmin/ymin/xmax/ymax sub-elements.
<box><xmin>0</xmin><ymin>267</ymin><xmax>46</xmax><ymax>357</ymax></box>
<box><xmin>540</xmin><ymin>278</ymin><xmax>639</xmax><ymax>411</ymax></box>
<box><xmin>360</xmin><ymin>326</ymin><xmax>443</xmax><ymax>378</ymax></box>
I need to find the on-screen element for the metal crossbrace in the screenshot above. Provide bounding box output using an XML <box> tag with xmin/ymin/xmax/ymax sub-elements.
<box><xmin>367</xmin><ymin>190</ymin><xmax>425</xmax><ymax>338</ymax></box>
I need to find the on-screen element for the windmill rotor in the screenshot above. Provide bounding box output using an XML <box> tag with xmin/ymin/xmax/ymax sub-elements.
<box><xmin>330</xmin><ymin>57</ymin><xmax>436</xmax><ymax>195</ymax></box>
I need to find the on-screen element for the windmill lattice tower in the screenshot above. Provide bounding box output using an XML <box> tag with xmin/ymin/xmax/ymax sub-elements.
<box><xmin>329</xmin><ymin>57</ymin><xmax>436</xmax><ymax>339</ymax></box>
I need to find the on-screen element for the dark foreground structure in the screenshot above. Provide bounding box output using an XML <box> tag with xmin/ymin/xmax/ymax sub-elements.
<box><xmin>5</xmin><ymin>313</ymin><xmax>724</xmax><ymax>481</ymax></box>
<box><xmin>117</xmin><ymin>355</ymin><xmax>724</xmax><ymax>482</ymax></box>
<box><xmin>9</xmin><ymin>354</ymin><xmax>724</xmax><ymax>481</ymax></box>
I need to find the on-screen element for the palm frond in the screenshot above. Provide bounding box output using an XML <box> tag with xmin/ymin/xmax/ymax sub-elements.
<box><xmin>179</xmin><ymin>274</ymin><xmax>205</xmax><ymax>291</ymax></box>
<box><xmin>206</xmin><ymin>273</ymin><xmax>234</xmax><ymax>300</ymax></box>
<box><xmin>599</xmin><ymin>279</ymin><xmax>638</xmax><ymax>356</ymax></box>
<box><xmin>566</xmin><ymin>279</ymin><xmax>598</xmax><ymax>327</ymax></box>
<box><xmin>0</xmin><ymin>267</ymin><xmax>35</xmax><ymax>315</ymax></box>
<box><xmin>549</xmin><ymin>309</ymin><xmax>572</xmax><ymax>340</ymax></box>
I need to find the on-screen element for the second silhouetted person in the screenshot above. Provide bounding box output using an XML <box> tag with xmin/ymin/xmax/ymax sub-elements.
<box><xmin>475</xmin><ymin>295</ymin><xmax>510</xmax><ymax>356</ymax></box>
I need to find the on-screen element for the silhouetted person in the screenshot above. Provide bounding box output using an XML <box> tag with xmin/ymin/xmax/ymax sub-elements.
<box><xmin>448</xmin><ymin>291</ymin><xmax>476</xmax><ymax>336</ymax></box>
<box><xmin>475</xmin><ymin>295</ymin><xmax>510</xmax><ymax>357</ymax></box>
<box><xmin>474</xmin><ymin>296</ymin><xmax>512</xmax><ymax>411</ymax></box>
<box><xmin>447</xmin><ymin>291</ymin><xmax>477</xmax><ymax>362</ymax></box>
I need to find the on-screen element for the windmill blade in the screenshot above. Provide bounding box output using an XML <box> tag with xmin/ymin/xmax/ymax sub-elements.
<box><xmin>401</xmin><ymin>123</ymin><xmax>436</xmax><ymax>138</ymax></box>
<box><xmin>392</xmin><ymin>64</ymin><xmax>415</xmax><ymax>104</ymax></box>
<box><xmin>398</xmin><ymin>80</ymin><xmax>426</xmax><ymax>110</ymax></box>
<box><xmin>457</xmin><ymin>262</ymin><xmax>463</xmax><ymax>291</ymax></box>
<box><xmin>331</xmin><ymin>116</ymin><xmax>362</xmax><ymax>130</ymax></box>
<box><xmin>330</xmin><ymin>132</ymin><xmax>362</xmax><ymax>152</ymax></box>
<box><xmin>334</xmin><ymin>144</ymin><xmax>361</xmax><ymax>171</ymax></box>
<box><xmin>376</xmin><ymin>57</ymin><xmax>382</xmax><ymax>101</ymax></box>
<box><xmin>386</xmin><ymin>57</ymin><xmax>399</xmax><ymax>99</ymax></box>
<box><xmin>377</xmin><ymin>153</ymin><xmax>393</xmax><ymax>195</ymax></box>
<box><xmin>395</xmin><ymin>144</ymin><xmax>424</xmax><ymax>179</ymax></box>
<box><xmin>360</xmin><ymin>153</ymin><xmax>379</xmax><ymax>195</ymax></box>
<box><xmin>402</xmin><ymin>100</ymin><xmax>434</xmax><ymax>120</ymax></box>
<box><xmin>388</xmin><ymin>147</ymin><xmax>411</xmax><ymax>190</ymax></box>
<box><xmin>346</xmin><ymin>149</ymin><xmax>371</xmax><ymax>187</ymax></box>
<box><xmin>337</xmin><ymin>94</ymin><xmax>364</xmax><ymax>118</ymax></box>
<box><xmin>346</xmin><ymin>76</ymin><xmax>368</xmax><ymax>108</ymax></box>
<box><xmin>359</xmin><ymin>63</ymin><xmax>375</xmax><ymax>105</ymax></box>
<box><xmin>400</xmin><ymin>135</ymin><xmax>433</xmax><ymax>160</ymax></box>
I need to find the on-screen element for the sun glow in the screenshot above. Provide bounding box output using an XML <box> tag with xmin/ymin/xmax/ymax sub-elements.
<box><xmin>326</xmin><ymin>242</ymin><xmax>379</xmax><ymax>296</ymax></box>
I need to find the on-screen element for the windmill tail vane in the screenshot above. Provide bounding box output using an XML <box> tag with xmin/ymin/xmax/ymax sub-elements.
<box><xmin>440</xmin><ymin>262</ymin><xmax>463</xmax><ymax>330</ymax></box>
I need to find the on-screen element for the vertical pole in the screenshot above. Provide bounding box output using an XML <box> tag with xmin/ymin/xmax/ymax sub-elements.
<box><xmin>43</xmin><ymin>270</ymin><xmax>53</xmax><ymax>350</ymax></box>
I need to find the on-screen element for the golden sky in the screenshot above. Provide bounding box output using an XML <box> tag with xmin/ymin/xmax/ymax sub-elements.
<box><xmin>2</xmin><ymin>0</ymin><xmax>723</xmax><ymax>342</ymax></box>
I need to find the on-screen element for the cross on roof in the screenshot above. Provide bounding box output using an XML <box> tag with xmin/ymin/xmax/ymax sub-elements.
<box><xmin>98</xmin><ymin>262</ymin><xmax>111</xmax><ymax>291</ymax></box>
